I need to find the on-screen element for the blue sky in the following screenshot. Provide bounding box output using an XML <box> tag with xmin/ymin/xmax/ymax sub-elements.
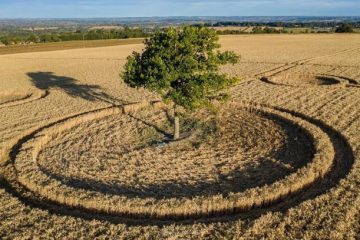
<box><xmin>0</xmin><ymin>0</ymin><xmax>359</xmax><ymax>18</ymax></box>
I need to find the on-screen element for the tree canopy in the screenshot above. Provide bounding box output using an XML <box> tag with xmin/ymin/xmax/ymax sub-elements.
<box><xmin>335</xmin><ymin>23</ymin><xmax>354</xmax><ymax>33</ymax></box>
<box><xmin>122</xmin><ymin>26</ymin><xmax>240</xmax><ymax>111</ymax></box>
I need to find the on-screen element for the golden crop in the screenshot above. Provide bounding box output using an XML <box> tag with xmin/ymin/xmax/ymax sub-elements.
<box><xmin>0</xmin><ymin>35</ymin><xmax>359</xmax><ymax>239</ymax></box>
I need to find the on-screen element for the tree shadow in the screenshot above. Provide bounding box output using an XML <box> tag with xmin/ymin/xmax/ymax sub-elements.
<box><xmin>38</xmin><ymin>158</ymin><xmax>295</xmax><ymax>200</ymax></box>
<box><xmin>27</xmin><ymin>71</ymin><xmax>123</xmax><ymax>105</ymax></box>
<box><xmin>37</xmin><ymin>112</ymin><xmax>316</xmax><ymax>200</ymax></box>
<box><xmin>128</xmin><ymin>113</ymin><xmax>173</xmax><ymax>139</ymax></box>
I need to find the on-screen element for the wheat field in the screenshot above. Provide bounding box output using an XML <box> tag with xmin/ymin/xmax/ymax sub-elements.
<box><xmin>0</xmin><ymin>34</ymin><xmax>360</xmax><ymax>239</ymax></box>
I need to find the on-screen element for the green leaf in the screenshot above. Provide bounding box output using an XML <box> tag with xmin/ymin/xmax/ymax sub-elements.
<box><xmin>122</xmin><ymin>26</ymin><xmax>241</xmax><ymax>111</ymax></box>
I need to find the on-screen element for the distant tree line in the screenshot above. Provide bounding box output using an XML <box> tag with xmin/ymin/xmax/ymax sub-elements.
<box><xmin>0</xmin><ymin>27</ymin><xmax>149</xmax><ymax>45</ymax></box>
<box><xmin>214</xmin><ymin>26</ymin><xmax>283</xmax><ymax>35</ymax></box>
<box><xmin>0</xmin><ymin>22</ymin><xmax>357</xmax><ymax>45</ymax></box>
<box><xmin>201</xmin><ymin>21</ymin><xmax>360</xmax><ymax>28</ymax></box>
<box><xmin>192</xmin><ymin>21</ymin><xmax>357</xmax><ymax>35</ymax></box>
<box><xmin>335</xmin><ymin>23</ymin><xmax>354</xmax><ymax>33</ymax></box>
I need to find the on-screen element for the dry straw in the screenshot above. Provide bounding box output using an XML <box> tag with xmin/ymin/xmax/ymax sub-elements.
<box><xmin>8</xmin><ymin>101</ymin><xmax>335</xmax><ymax>219</ymax></box>
<box><xmin>0</xmin><ymin>89</ymin><xmax>47</xmax><ymax>109</ymax></box>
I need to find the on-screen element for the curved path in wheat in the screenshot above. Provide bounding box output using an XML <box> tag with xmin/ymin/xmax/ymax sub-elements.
<box><xmin>0</xmin><ymin>99</ymin><xmax>353</xmax><ymax>224</ymax></box>
<box><xmin>0</xmin><ymin>35</ymin><xmax>360</xmax><ymax>238</ymax></box>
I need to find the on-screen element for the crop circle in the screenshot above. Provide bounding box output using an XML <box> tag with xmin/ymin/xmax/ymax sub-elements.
<box><xmin>35</xmin><ymin>106</ymin><xmax>314</xmax><ymax>199</ymax></box>
<box><xmin>261</xmin><ymin>73</ymin><xmax>348</xmax><ymax>87</ymax></box>
<box><xmin>9</xmin><ymin>102</ymin><xmax>335</xmax><ymax>219</ymax></box>
<box><xmin>0</xmin><ymin>89</ymin><xmax>47</xmax><ymax>109</ymax></box>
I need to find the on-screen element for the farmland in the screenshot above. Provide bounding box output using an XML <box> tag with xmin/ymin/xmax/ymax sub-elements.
<box><xmin>0</xmin><ymin>38</ymin><xmax>144</xmax><ymax>55</ymax></box>
<box><xmin>0</xmin><ymin>34</ymin><xmax>360</xmax><ymax>239</ymax></box>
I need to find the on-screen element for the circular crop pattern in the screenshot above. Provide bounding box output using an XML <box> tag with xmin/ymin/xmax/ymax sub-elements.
<box><xmin>35</xmin><ymin>106</ymin><xmax>313</xmax><ymax>199</ymax></box>
<box><xmin>0</xmin><ymin>89</ymin><xmax>47</xmax><ymax>109</ymax></box>
<box><xmin>260</xmin><ymin>73</ymin><xmax>349</xmax><ymax>87</ymax></box>
<box><xmin>4</xmin><ymin>101</ymin><xmax>336</xmax><ymax>220</ymax></box>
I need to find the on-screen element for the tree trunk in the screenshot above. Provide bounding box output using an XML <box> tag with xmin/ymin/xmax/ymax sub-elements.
<box><xmin>173</xmin><ymin>105</ymin><xmax>180</xmax><ymax>140</ymax></box>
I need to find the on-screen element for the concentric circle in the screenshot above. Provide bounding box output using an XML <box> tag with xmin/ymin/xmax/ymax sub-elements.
<box><xmin>261</xmin><ymin>73</ymin><xmax>348</xmax><ymax>87</ymax></box>
<box><xmin>0</xmin><ymin>89</ymin><xmax>48</xmax><ymax>109</ymax></box>
<box><xmin>35</xmin><ymin>105</ymin><xmax>314</xmax><ymax>199</ymax></box>
<box><xmin>6</xmin><ymin>102</ymin><xmax>335</xmax><ymax>219</ymax></box>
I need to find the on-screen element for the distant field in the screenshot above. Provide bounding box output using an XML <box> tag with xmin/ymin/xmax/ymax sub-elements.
<box><xmin>89</xmin><ymin>25</ymin><xmax>124</xmax><ymax>30</ymax></box>
<box><xmin>284</xmin><ymin>27</ymin><xmax>311</xmax><ymax>33</ymax></box>
<box><xmin>212</xmin><ymin>26</ymin><xmax>284</xmax><ymax>33</ymax></box>
<box><xmin>211</xmin><ymin>26</ymin><xmax>252</xmax><ymax>32</ymax></box>
<box><xmin>0</xmin><ymin>38</ymin><xmax>144</xmax><ymax>55</ymax></box>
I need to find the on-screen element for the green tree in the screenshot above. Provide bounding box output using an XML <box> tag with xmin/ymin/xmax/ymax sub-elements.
<box><xmin>26</xmin><ymin>34</ymin><xmax>40</xmax><ymax>43</ymax></box>
<box><xmin>335</xmin><ymin>23</ymin><xmax>354</xmax><ymax>33</ymax></box>
<box><xmin>122</xmin><ymin>26</ymin><xmax>240</xmax><ymax>140</ymax></box>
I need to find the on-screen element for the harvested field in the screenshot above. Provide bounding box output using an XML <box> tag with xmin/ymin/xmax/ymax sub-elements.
<box><xmin>0</xmin><ymin>89</ymin><xmax>47</xmax><ymax>109</ymax></box>
<box><xmin>0</xmin><ymin>90</ymin><xmax>32</xmax><ymax>104</ymax></box>
<box><xmin>260</xmin><ymin>74</ymin><xmax>351</xmax><ymax>87</ymax></box>
<box><xmin>0</xmin><ymin>35</ymin><xmax>360</xmax><ymax>238</ymax></box>
<box><xmin>0</xmin><ymin>38</ymin><xmax>144</xmax><ymax>55</ymax></box>
<box><xmin>211</xmin><ymin>26</ymin><xmax>254</xmax><ymax>32</ymax></box>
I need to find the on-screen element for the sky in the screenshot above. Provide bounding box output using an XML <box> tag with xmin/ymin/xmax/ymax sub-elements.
<box><xmin>0</xmin><ymin>0</ymin><xmax>359</xmax><ymax>18</ymax></box>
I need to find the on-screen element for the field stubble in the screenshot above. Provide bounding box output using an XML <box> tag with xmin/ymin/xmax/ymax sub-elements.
<box><xmin>0</xmin><ymin>35</ymin><xmax>360</xmax><ymax>239</ymax></box>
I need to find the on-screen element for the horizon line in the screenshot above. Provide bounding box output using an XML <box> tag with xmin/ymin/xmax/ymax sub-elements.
<box><xmin>1</xmin><ymin>16</ymin><xmax>360</xmax><ymax>20</ymax></box>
